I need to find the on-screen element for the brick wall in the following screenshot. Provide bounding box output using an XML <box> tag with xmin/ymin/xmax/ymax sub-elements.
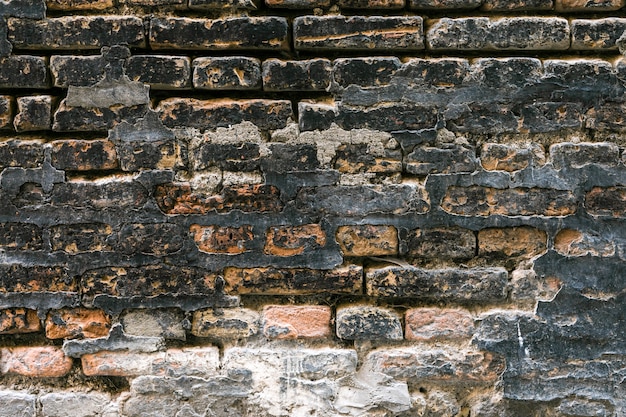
<box><xmin>1</xmin><ymin>0</ymin><xmax>625</xmax><ymax>415</ymax></box>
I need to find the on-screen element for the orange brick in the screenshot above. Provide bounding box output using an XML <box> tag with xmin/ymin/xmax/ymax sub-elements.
<box><xmin>190</xmin><ymin>224</ymin><xmax>254</xmax><ymax>254</ymax></box>
<box><xmin>264</xmin><ymin>224</ymin><xmax>326</xmax><ymax>256</ymax></box>
<box><xmin>45</xmin><ymin>308</ymin><xmax>111</xmax><ymax>339</ymax></box>
<box><xmin>262</xmin><ymin>305</ymin><xmax>331</xmax><ymax>339</ymax></box>
<box><xmin>478</xmin><ymin>227</ymin><xmax>547</xmax><ymax>258</ymax></box>
<box><xmin>405</xmin><ymin>308</ymin><xmax>474</xmax><ymax>341</ymax></box>
<box><xmin>0</xmin><ymin>347</ymin><xmax>73</xmax><ymax>377</ymax></box>
<box><xmin>336</xmin><ymin>225</ymin><xmax>398</xmax><ymax>256</ymax></box>
<box><xmin>0</xmin><ymin>308</ymin><xmax>41</xmax><ymax>335</ymax></box>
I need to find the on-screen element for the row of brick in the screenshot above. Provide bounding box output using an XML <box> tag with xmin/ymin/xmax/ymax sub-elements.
<box><xmin>37</xmin><ymin>0</ymin><xmax>626</xmax><ymax>11</ymax></box>
<box><xmin>0</xmin><ymin>304</ymin><xmax>481</xmax><ymax>378</ymax></box>
<box><xmin>2</xmin><ymin>16</ymin><xmax>626</xmax><ymax>53</ymax></box>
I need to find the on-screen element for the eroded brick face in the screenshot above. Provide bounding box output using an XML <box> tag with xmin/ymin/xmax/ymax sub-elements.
<box><xmin>0</xmin><ymin>1</ymin><xmax>625</xmax><ymax>415</ymax></box>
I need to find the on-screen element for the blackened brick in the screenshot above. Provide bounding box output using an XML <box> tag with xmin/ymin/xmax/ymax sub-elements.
<box><xmin>585</xmin><ymin>187</ymin><xmax>626</xmax><ymax>217</ymax></box>
<box><xmin>333</xmin><ymin>57</ymin><xmax>401</xmax><ymax>88</ymax></box>
<box><xmin>50</xmin><ymin>223</ymin><xmax>114</xmax><ymax>254</ymax></box>
<box><xmin>51</xmin><ymin>139</ymin><xmax>118</xmax><ymax>171</ymax></box>
<box><xmin>395</xmin><ymin>58</ymin><xmax>470</xmax><ymax>87</ymax></box>
<box><xmin>192</xmin><ymin>142</ymin><xmax>261</xmax><ymax>172</ymax></box>
<box><xmin>550</xmin><ymin>142</ymin><xmax>620</xmax><ymax>169</ymax></box>
<box><xmin>556</xmin><ymin>0</ymin><xmax>624</xmax><ymax>11</ymax></box>
<box><xmin>50</xmin><ymin>55</ymin><xmax>105</xmax><ymax>88</ymax></box>
<box><xmin>0</xmin><ymin>264</ymin><xmax>75</xmax><ymax>293</ymax></box>
<box><xmin>46</xmin><ymin>0</ymin><xmax>115</xmax><ymax>10</ymax></box>
<box><xmin>0</xmin><ymin>308</ymin><xmax>41</xmax><ymax>334</ymax></box>
<box><xmin>0</xmin><ymin>17</ymin><xmax>11</xmax><ymax>57</ymax></box>
<box><xmin>223</xmin><ymin>265</ymin><xmax>362</xmax><ymax>294</ymax></box>
<box><xmin>0</xmin><ymin>95</ymin><xmax>13</xmax><ymax>129</ymax></box>
<box><xmin>405</xmin><ymin>227</ymin><xmax>476</xmax><ymax>260</ymax></box>
<box><xmin>263</xmin><ymin>59</ymin><xmax>331</xmax><ymax>91</ymax></box>
<box><xmin>52</xmin><ymin>103</ymin><xmax>148</xmax><ymax>132</ymax></box>
<box><xmin>0</xmin><ymin>140</ymin><xmax>45</xmax><ymax>169</ymax></box>
<box><xmin>338</xmin><ymin>0</ymin><xmax>405</xmax><ymax>8</ymax></box>
<box><xmin>193</xmin><ymin>57</ymin><xmax>261</xmax><ymax>90</ymax></box>
<box><xmin>294</xmin><ymin>16</ymin><xmax>424</xmax><ymax>51</ymax></box>
<box><xmin>50</xmin><ymin>180</ymin><xmax>148</xmax><ymax>210</ymax></box>
<box><xmin>0</xmin><ymin>56</ymin><xmax>48</xmax><ymax>89</ymax></box>
<box><xmin>472</xmin><ymin>58</ymin><xmax>543</xmax><ymax>89</ymax></box>
<box><xmin>409</xmin><ymin>0</ymin><xmax>481</xmax><ymax>8</ymax></box>
<box><xmin>571</xmin><ymin>18</ymin><xmax>626</xmax><ymax>50</ymax></box>
<box><xmin>405</xmin><ymin>144</ymin><xmax>476</xmax><ymax>175</ymax></box>
<box><xmin>149</xmin><ymin>17</ymin><xmax>289</xmax><ymax>50</ymax></box>
<box><xmin>333</xmin><ymin>143</ymin><xmax>402</xmax><ymax>174</ymax></box>
<box><xmin>7</xmin><ymin>16</ymin><xmax>146</xmax><ymax>50</ymax></box>
<box><xmin>366</xmin><ymin>266</ymin><xmax>508</xmax><ymax>301</ymax></box>
<box><xmin>264</xmin><ymin>143</ymin><xmax>320</xmax><ymax>172</ymax></box>
<box><xmin>0</xmin><ymin>0</ymin><xmax>46</xmax><ymax>18</ymax></box>
<box><xmin>482</xmin><ymin>0</ymin><xmax>553</xmax><ymax>10</ymax></box>
<box><xmin>189</xmin><ymin>0</ymin><xmax>258</xmax><ymax>8</ymax></box>
<box><xmin>0</xmin><ymin>223</ymin><xmax>43</xmax><ymax>250</ymax></box>
<box><xmin>13</xmin><ymin>96</ymin><xmax>51</xmax><ymax>132</ymax></box>
<box><xmin>117</xmin><ymin>223</ymin><xmax>184</xmax><ymax>256</ymax></box>
<box><xmin>158</xmin><ymin>98</ymin><xmax>292</xmax><ymax>131</ymax></box>
<box><xmin>126</xmin><ymin>56</ymin><xmax>191</xmax><ymax>90</ymax></box>
<box><xmin>298</xmin><ymin>101</ymin><xmax>337</xmax><ymax>131</ymax></box>
<box><xmin>265</xmin><ymin>0</ymin><xmax>331</xmax><ymax>7</ymax></box>
<box><xmin>336</xmin><ymin>306</ymin><xmax>403</xmax><ymax>341</ymax></box>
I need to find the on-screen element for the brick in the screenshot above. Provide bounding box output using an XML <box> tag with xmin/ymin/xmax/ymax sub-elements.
<box><xmin>13</xmin><ymin>95</ymin><xmax>51</xmax><ymax>132</ymax></box>
<box><xmin>366</xmin><ymin>266</ymin><xmax>508</xmax><ymax>301</ymax></box>
<box><xmin>550</xmin><ymin>142</ymin><xmax>620</xmax><ymax>169</ymax></box>
<box><xmin>126</xmin><ymin>56</ymin><xmax>191</xmax><ymax>90</ymax></box>
<box><xmin>189</xmin><ymin>0</ymin><xmax>259</xmax><ymax>8</ymax></box>
<box><xmin>482</xmin><ymin>0</ymin><xmax>553</xmax><ymax>10</ymax></box>
<box><xmin>122</xmin><ymin>0</ymin><xmax>185</xmax><ymax>4</ymax></box>
<box><xmin>0</xmin><ymin>347</ymin><xmax>72</xmax><ymax>377</ymax></box>
<box><xmin>8</xmin><ymin>16</ymin><xmax>145</xmax><ymax>50</ymax></box>
<box><xmin>585</xmin><ymin>186</ymin><xmax>626</xmax><ymax>217</ymax></box>
<box><xmin>336</xmin><ymin>225</ymin><xmax>398</xmax><ymax>257</ymax></box>
<box><xmin>52</xmin><ymin>102</ymin><xmax>149</xmax><ymax>132</ymax></box>
<box><xmin>473</xmin><ymin>57</ymin><xmax>543</xmax><ymax>89</ymax></box>
<box><xmin>556</xmin><ymin>0</ymin><xmax>624</xmax><ymax>10</ymax></box>
<box><xmin>554</xmin><ymin>229</ymin><xmax>616</xmax><ymax>257</ymax></box>
<box><xmin>0</xmin><ymin>391</ymin><xmax>37</xmax><ymax>417</ymax></box>
<box><xmin>367</xmin><ymin>347</ymin><xmax>505</xmax><ymax>384</ymax></box>
<box><xmin>333</xmin><ymin>57</ymin><xmax>401</xmax><ymax>88</ymax></box>
<box><xmin>223</xmin><ymin>264</ymin><xmax>363</xmax><ymax>294</ymax></box>
<box><xmin>192</xmin><ymin>308</ymin><xmax>259</xmax><ymax>339</ymax></box>
<box><xmin>480</xmin><ymin>143</ymin><xmax>546</xmax><ymax>171</ymax></box>
<box><xmin>45</xmin><ymin>308</ymin><xmax>111</xmax><ymax>339</ymax></box>
<box><xmin>441</xmin><ymin>186</ymin><xmax>578</xmax><ymax>217</ymax></box>
<box><xmin>396</xmin><ymin>58</ymin><xmax>471</xmax><ymax>88</ymax></box>
<box><xmin>50</xmin><ymin>139</ymin><xmax>118</xmax><ymax>171</ymax></box>
<box><xmin>117</xmin><ymin>223</ymin><xmax>184</xmax><ymax>256</ymax></box>
<box><xmin>298</xmin><ymin>101</ymin><xmax>337</xmax><ymax>131</ymax></box>
<box><xmin>0</xmin><ymin>140</ymin><xmax>44</xmax><ymax>169</ymax></box>
<box><xmin>333</xmin><ymin>143</ymin><xmax>401</xmax><ymax>174</ymax></box>
<box><xmin>191</xmin><ymin>142</ymin><xmax>261</xmax><ymax>172</ymax></box>
<box><xmin>81</xmin><ymin>265</ymin><xmax>219</xmax><ymax>299</ymax></box>
<box><xmin>0</xmin><ymin>95</ymin><xmax>12</xmax><ymax>129</ymax></box>
<box><xmin>158</xmin><ymin>98</ymin><xmax>293</xmax><ymax>131</ymax></box>
<box><xmin>0</xmin><ymin>265</ymin><xmax>76</xmax><ymax>293</ymax></box>
<box><xmin>121</xmin><ymin>309</ymin><xmax>186</xmax><ymax>340</ymax></box>
<box><xmin>405</xmin><ymin>145</ymin><xmax>476</xmax><ymax>175</ymax></box>
<box><xmin>82</xmin><ymin>347</ymin><xmax>219</xmax><ymax>377</ymax></box>
<box><xmin>338</xmin><ymin>0</ymin><xmax>405</xmax><ymax>8</ymax></box>
<box><xmin>155</xmin><ymin>183</ymin><xmax>283</xmax><ymax>214</ymax></box>
<box><xmin>336</xmin><ymin>305</ymin><xmax>402</xmax><ymax>341</ymax></box>
<box><xmin>585</xmin><ymin>102</ymin><xmax>626</xmax><ymax>132</ymax></box>
<box><xmin>478</xmin><ymin>227</ymin><xmax>547</xmax><ymax>258</ymax></box>
<box><xmin>572</xmin><ymin>18</ymin><xmax>626</xmax><ymax>50</ymax></box>
<box><xmin>50</xmin><ymin>55</ymin><xmax>106</xmax><ymax>88</ymax></box>
<box><xmin>264</xmin><ymin>143</ymin><xmax>321</xmax><ymax>173</ymax></box>
<box><xmin>193</xmin><ymin>57</ymin><xmax>261</xmax><ymax>90</ymax></box>
<box><xmin>263</xmin><ymin>305</ymin><xmax>331</xmax><ymax>339</ymax></box>
<box><xmin>150</xmin><ymin>17</ymin><xmax>288</xmax><ymax>50</ymax></box>
<box><xmin>190</xmin><ymin>224</ymin><xmax>254</xmax><ymax>254</ymax></box>
<box><xmin>264</xmin><ymin>224</ymin><xmax>326</xmax><ymax>257</ymax></box>
<box><xmin>294</xmin><ymin>16</ymin><xmax>424</xmax><ymax>51</ymax></box>
<box><xmin>40</xmin><ymin>393</ymin><xmax>111</xmax><ymax>417</ymax></box>
<box><xmin>50</xmin><ymin>180</ymin><xmax>148</xmax><ymax>210</ymax></box>
<box><xmin>427</xmin><ymin>17</ymin><xmax>570</xmax><ymax>51</ymax></box>
<box><xmin>297</xmin><ymin>184</ymin><xmax>430</xmax><ymax>216</ymax></box>
<box><xmin>46</xmin><ymin>0</ymin><xmax>115</xmax><ymax>9</ymax></box>
<box><xmin>0</xmin><ymin>223</ymin><xmax>43</xmax><ymax>250</ymax></box>
<box><xmin>0</xmin><ymin>308</ymin><xmax>41</xmax><ymax>334</ymax></box>
<box><xmin>263</xmin><ymin>59</ymin><xmax>331</xmax><ymax>91</ymax></box>
<box><xmin>409</xmin><ymin>0</ymin><xmax>481</xmax><ymax>8</ymax></box>
<box><xmin>0</xmin><ymin>56</ymin><xmax>48</xmax><ymax>88</ymax></box>
<box><xmin>405</xmin><ymin>227</ymin><xmax>475</xmax><ymax>259</ymax></box>
<box><xmin>265</xmin><ymin>0</ymin><xmax>331</xmax><ymax>7</ymax></box>
<box><xmin>405</xmin><ymin>308</ymin><xmax>474</xmax><ymax>341</ymax></box>
<box><xmin>50</xmin><ymin>223</ymin><xmax>114</xmax><ymax>253</ymax></box>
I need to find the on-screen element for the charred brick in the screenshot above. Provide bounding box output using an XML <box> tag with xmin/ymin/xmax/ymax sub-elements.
<box><xmin>0</xmin><ymin>308</ymin><xmax>41</xmax><ymax>334</ymax></box>
<box><xmin>333</xmin><ymin>57</ymin><xmax>401</xmax><ymax>88</ymax></box>
<box><xmin>50</xmin><ymin>223</ymin><xmax>114</xmax><ymax>254</ymax></box>
<box><xmin>405</xmin><ymin>227</ymin><xmax>476</xmax><ymax>260</ymax></box>
<box><xmin>482</xmin><ymin>0</ymin><xmax>553</xmax><ymax>10</ymax></box>
<box><xmin>409</xmin><ymin>0</ymin><xmax>481</xmax><ymax>8</ymax></box>
<box><xmin>405</xmin><ymin>145</ymin><xmax>476</xmax><ymax>175</ymax></box>
<box><xmin>126</xmin><ymin>56</ymin><xmax>191</xmax><ymax>90</ymax></box>
<box><xmin>0</xmin><ymin>264</ymin><xmax>76</xmax><ymax>293</ymax></box>
<box><xmin>338</xmin><ymin>0</ymin><xmax>405</xmax><ymax>8</ymax></box>
<box><xmin>190</xmin><ymin>224</ymin><xmax>254</xmax><ymax>254</ymax></box>
<box><xmin>50</xmin><ymin>180</ymin><xmax>148</xmax><ymax>210</ymax></box>
<box><xmin>193</xmin><ymin>57</ymin><xmax>261</xmax><ymax>90</ymax></box>
<box><xmin>262</xmin><ymin>59</ymin><xmax>331</xmax><ymax>91</ymax></box>
<box><xmin>0</xmin><ymin>56</ymin><xmax>48</xmax><ymax>89</ymax></box>
<box><xmin>263</xmin><ymin>143</ymin><xmax>320</xmax><ymax>173</ymax></box>
<box><xmin>0</xmin><ymin>140</ymin><xmax>45</xmax><ymax>169</ymax></box>
<box><xmin>585</xmin><ymin>187</ymin><xmax>626</xmax><ymax>217</ymax></box>
<box><xmin>50</xmin><ymin>55</ymin><xmax>106</xmax><ymax>88</ymax></box>
<box><xmin>0</xmin><ymin>223</ymin><xmax>43</xmax><ymax>251</ymax></box>
<box><xmin>192</xmin><ymin>142</ymin><xmax>261</xmax><ymax>172</ymax></box>
<box><xmin>117</xmin><ymin>223</ymin><xmax>185</xmax><ymax>256</ymax></box>
<box><xmin>572</xmin><ymin>18</ymin><xmax>626</xmax><ymax>50</ymax></box>
<box><xmin>51</xmin><ymin>139</ymin><xmax>118</xmax><ymax>171</ymax></box>
<box><xmin>13</xmin><ymin>95</ymin><xmax>51</xmax><ymax>132</ymax></box>
<box><xmin>0</xmin><ymin>95</ymin><xmax>12</xmax><ymax>129</ymax></box>
<box><xmin>189</xmin><ymin>0</ymin><xmax>259</xmax><ymax>9</ymax></box>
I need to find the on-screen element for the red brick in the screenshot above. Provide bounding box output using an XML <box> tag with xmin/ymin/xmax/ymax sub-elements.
<box><xmin>0</xmin><ymin>347</ymin><xmax>73</xmax><ymax>377</ymax></box>
<box><xmin>262</xmin><ymin>305</ymin><xmax>331</xmax><ymax>339</ymax></box>
<box><xmin>264</xmin><ymin>224</ymin><xmax>326</xmax><ymax>256</ymax></box>
<box><xmin>50</xmin><ymin>139</ymin><xmax>118</xmax><ymax>171</ymax></box>
<box><xmin>81</xmin><ymin>348</ymin><xmax>219</xmax><ymax>377</ymax></box>
<box><xmin>478</xmin><ymin>227</ymin><xmax>547</xmax><ymax>258</ymax></box>
<box><xmin>155</xmin><ymin>183</ymin><xmax>284</xmax><ymax>215</ymax></box>
<box><xmin>45</xmin><ymin>308</ymin><xmax>111</xmax><ymax>340</ymax></box>
<box><xmin>190</xmin><ymin>224</ymin><xmax>254</xmax><ymax>254</ymax></box>
<box><xmin>405</xmin><ymin>308</ymin><xmax>474</xmax><ymax>341</ymax></box>
<box><xmin>336</xmin><ymin>225</ymin><xmax>398</xmax><ymax>256</ymax></box>
<box><xmin>0</xmin><ymin>308</ymin><xmax>41</xmax><ymax>335</ymax></box>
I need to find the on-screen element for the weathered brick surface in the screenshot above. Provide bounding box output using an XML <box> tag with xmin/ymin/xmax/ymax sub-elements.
<box><xmin>190</xmin><ymin>224</ymin><xmax>254</xmax><ymax>254</ymax></box>
<box><xmin>0</xmin><ymin>308</ymin><xmax>41</xmax><ymax>334</ymax></box>
<box><xmin>263</xmin><ymin>59</ymin><xmax>331</xmax><ymax>91</ymax></box>
<box><xmin>50</xmin><ymin>139</ymin><xmax>118</xmax><ymax>171</ymax></box>
<box><xmin>571</xmin><ymin>18</ymin><xmax>626</xmax><ymax>50</ymax></box>
<box><xmin>0</xmin><ymin>347</ymin><xmax>73</xmax><ymax>377</ymax></box>
<box><xmin>336</xmin><ymin>305</ymin><xmax>403</xmax><ymax>340</ymax></box>
<box><xmin>478</xmin><ymin>227</ymin><xmax>547</xmax><ymax>258</ymax></box>
<box><xmin>294</xmin><ymin>16</ymin><xmax>424</xmax><ymax>50</ymax></box>
<box><xmin>0</xmin><ymin>95</ymin><xmax>12</xmax><ymax>128</ymax></box>
<box><xmin>556</xmin><ymin>0</ymin><xmax>625</xmax><ymax>10</ymax></box>
<box><xmin>126</xmin><ymin>56</ymin><xmax>191</xmax><ymax>90</ymax></box>
<box><xmin>192</xmin><ymin>308</ymin><xmax>259</xmax><ymax>339</ymax></box>
<box><xmin>262</xmin><ymin>305</ymin><xmax>331</xmax><ymax>339</ymax></box>
<box><xmin>46</xmin><ymin>0</ymin><xmax>115</xmax><ymax>10</ymax></box>
<box><xmin>193</xmin><ymin>57</ymin><xmax>261</xmax><ymax>90</ymax></box>
<box><xmin>264</xmin><ymin>224</ymin><xmax>326</xmax><ymax>256</ymax></box>
<box><xmin>336</xmin><ymin>225</ymin><xmax>398</xmax><ymax>256</ymax></box>
<box><xmin>45</xmin><ymin>308</ymin><xmax>111</xmax><ymax>339</ymax></box>
<box><xmin>480</xmin><ymin>142</ymin><xmax>546</xmax><ymax>171</ymax></box>
<box><xmin>0</xmin><ymin>56</ymin><xmax>48</xmax><ymax>88</ymax></box>
<box><xmin>405</xmin><ymin>227</ymin><xmax>476</xmax><ymax>260</ymax></box>
<box><xmin>585</xmin><ymin>186</ymin><xmax>626</xmax><ymax>217</ymax></box>
<box><xmin>405</xmin><ymin>308</ymin><xmax>474</xmax><ymax>341</ymax></box>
